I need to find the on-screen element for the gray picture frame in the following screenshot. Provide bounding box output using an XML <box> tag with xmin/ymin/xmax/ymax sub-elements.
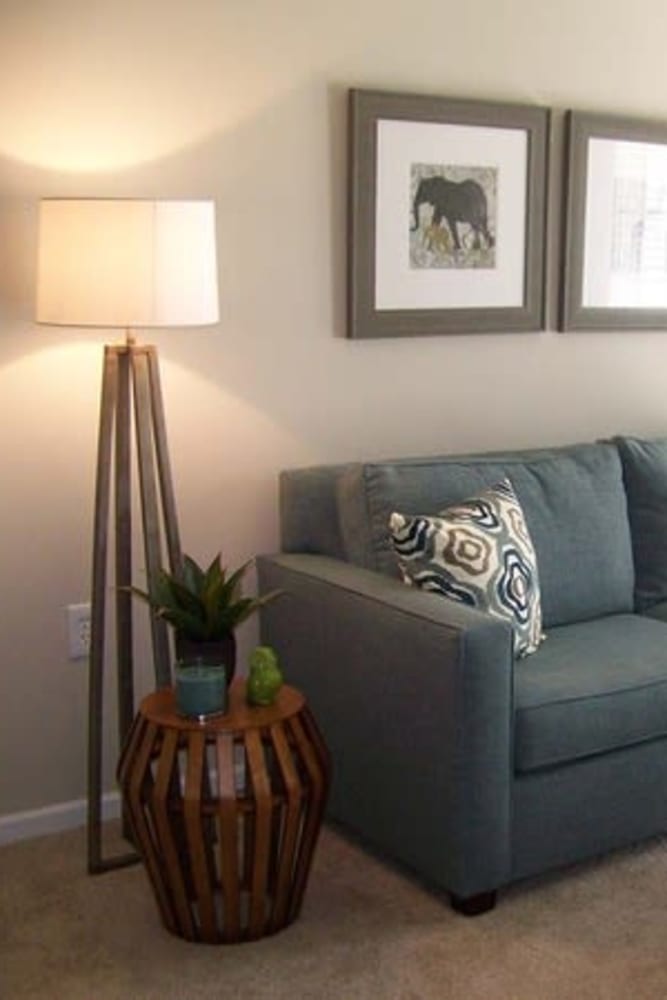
<box><xmin>347</xmin><ymin>89</ymin><xmax>549</xmax><ymax>339</ymax></box>
<box><xmin>561</xmin><ymin>110</ymin><xmax>667</xmax><ymax>331</ymax></box>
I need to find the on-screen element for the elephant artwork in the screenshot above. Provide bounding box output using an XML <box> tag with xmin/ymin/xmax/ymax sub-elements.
<box><xmin>410</xmin><ymin>165</ymin><xmax>497</xmax><ymax>270</ymax></box>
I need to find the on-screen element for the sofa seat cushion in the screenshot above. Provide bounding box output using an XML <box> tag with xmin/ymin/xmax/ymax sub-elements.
<box><xmin>337</xmin><ymin>442</ymin><xmax>634</xmax><ymax>628</ymax></box>
<box><xmin>514</xmin><ymin>614</ymin><xmax>667</xmax><ymax>773</ymax></box>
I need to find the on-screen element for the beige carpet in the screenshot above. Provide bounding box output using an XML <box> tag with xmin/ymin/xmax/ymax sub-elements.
<box><xmin>1</xmin><ymin>822</ymin><xmax>667</xmax><ymax>1000</ymax></box>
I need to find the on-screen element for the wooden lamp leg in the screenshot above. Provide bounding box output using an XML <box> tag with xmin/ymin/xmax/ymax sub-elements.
<box><xmin>87</xmin><ymin>338</ymin><xmax>182</xmax><ymax>875</ymax></box>
<box><xmin>88</xmin><ymin>346</ymin><xmax>137</xmax><ymax>873</ymax></box>
<box><xmin>131</xmin><ymin>347</ymin><xmax>172</xmax><ymax>688</ymax></box>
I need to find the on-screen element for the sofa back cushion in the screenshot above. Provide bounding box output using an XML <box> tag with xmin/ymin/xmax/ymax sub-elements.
<box><xmin>616</xmin><ymin>436</ymin><xmax>667</xmax><ymax>611</ymax></box>
<box><xmin>337</xmin><ymin>443</ymin><xmax>634</xmax><ymax>628</ymax></box>
<box><xmin>279</xmin><ymin>463</ymin><xmax>355</xmax><ymax>560</ymax></box>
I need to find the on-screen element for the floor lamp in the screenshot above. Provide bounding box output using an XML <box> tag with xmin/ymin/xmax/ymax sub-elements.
<box><xmin>35</xmin><ymin>199</ymin><xmax>219</xmax><ymax>873</ymax></box>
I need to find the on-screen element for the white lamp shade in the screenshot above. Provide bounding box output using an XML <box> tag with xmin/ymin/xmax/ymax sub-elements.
<box><xmin>36</xmin><ymin>199</ymin><xmax>219</xmax><ymax>328</ymax></box>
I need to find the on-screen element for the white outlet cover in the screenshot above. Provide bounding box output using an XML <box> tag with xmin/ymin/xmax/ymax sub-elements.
<box><xmin>66</xmin><ymin>603</ymin><xmax>91</xmax><ymax>659</ymax></box>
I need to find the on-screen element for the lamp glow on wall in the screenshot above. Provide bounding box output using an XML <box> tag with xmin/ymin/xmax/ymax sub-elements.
<box><xmin>36</xmin><ymin>198</ymin><xmax>219</xmax><ymax>873</ymax></box>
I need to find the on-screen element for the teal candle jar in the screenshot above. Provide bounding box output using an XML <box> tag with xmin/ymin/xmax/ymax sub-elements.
<box><xmin>174</xmin><ymin>660</ymin><xmax>227</xmax><ymax>719</ymax></box>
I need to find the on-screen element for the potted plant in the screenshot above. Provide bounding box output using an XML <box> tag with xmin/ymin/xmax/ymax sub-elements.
<box><xmin>129</xmin><ymin>553</ymin><xmax>281</xmax><ymax>717</ymax></box>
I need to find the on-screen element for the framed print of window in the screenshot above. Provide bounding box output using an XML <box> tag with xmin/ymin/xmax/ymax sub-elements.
<box><xmin>347</xmin><ymin>89</ymin><xmax>549</xmax><ymax>338</ymax></box>
<box><xmin>561</xmin><ymin>110</ymin><xmax>667</xmax><ymax>331</ymax></box>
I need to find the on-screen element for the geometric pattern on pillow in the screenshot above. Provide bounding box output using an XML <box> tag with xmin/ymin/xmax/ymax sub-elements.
<box><xmin>389</xmin><ymin>478</ymin><xmax>545</xmax><ymax>658</ymax></box>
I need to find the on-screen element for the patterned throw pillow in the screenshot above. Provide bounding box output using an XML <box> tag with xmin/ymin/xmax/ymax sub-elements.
<box><xmin>389</xmin><ymin>478</ymin><xmax>544</xmax><ymax>658</ymax></box>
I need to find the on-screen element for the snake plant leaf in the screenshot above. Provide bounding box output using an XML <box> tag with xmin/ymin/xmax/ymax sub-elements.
<box><xmin>202</xmin><ymin>584</ymin><xmax>226</xmax><ymax>633</ymax></box>
<box><xmin>155</xmin><ymin>604</ymin><xmax>209</xmax><ymax>639</ymax></box>
<box><xmin>220</xmin><ymin>596</ymin><xmax>255</xmax><ymax>630</ymax></box>
<box><xmin>182</xmin><ymin>554</ymin><xmax>206</xmax><ymax>595</ymax></box>
<box><xmin>216</xmin><ymin>562</ymin><xmax>250</xmax><ymax>609</ymax></box>
<box><xmin>242</xmin><ymin>588</ymin><xmax>283</xmax><ymax>619</ymax></box>
<box><xmin>123</xmin><ymin>585</ymin><xmax>153</xmax><ymax>605</ymax></box>
<box><xmin>203</xmin><ymin>553</ymin><xmax>224</xmax><ymax>593</ymax></box>
<box><xmin>162</xmin><ymin>576</ymin><xmax>206</xmax><ymax>619</ymax></box>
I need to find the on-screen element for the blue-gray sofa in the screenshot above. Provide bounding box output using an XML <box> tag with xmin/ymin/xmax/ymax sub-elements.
<box><xmin>257</xmin><ymin>437</ymin><xmax>667</xmax><ymax>914</ymax></box>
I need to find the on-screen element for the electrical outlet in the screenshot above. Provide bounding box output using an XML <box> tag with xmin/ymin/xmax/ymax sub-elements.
<box><xmin>67</xmin><ymin>603</ymin><xmax>91</xmax><ymax>659</ymax></box>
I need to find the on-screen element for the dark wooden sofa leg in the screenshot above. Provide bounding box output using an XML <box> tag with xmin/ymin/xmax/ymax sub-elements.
<box><xmin>450</xmin><ymin>890</ymin><xmax>497</xmax><ymax>917</ymax></box>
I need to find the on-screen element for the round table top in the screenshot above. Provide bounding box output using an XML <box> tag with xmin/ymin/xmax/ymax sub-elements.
<box><xmin>139</xmin><ymin>679</ymin><xmax>305</xmax><ymax>733</ymax></box>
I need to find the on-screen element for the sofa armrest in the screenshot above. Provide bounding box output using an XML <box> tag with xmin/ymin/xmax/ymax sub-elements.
<box><xmin>257</xmin><ymin>553</ymin><xmax>514</xmax><ymax>898</ymax></box>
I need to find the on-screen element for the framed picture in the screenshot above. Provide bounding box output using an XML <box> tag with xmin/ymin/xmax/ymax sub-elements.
<box><xmin>347</xmin><ymin>89</ymin><xmax>549</xmax><ymax>338</ymax></box>
<box><xmin>561</xmin><ymin>110</ymin><xmax>667</xmax><ymax>331</ymax></box>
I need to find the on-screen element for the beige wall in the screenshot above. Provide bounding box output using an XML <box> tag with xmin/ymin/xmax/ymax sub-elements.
<box><xmin>2</xmin><ymin>0</ymin><xmax>667</xmax><ymax>817</ymax></box>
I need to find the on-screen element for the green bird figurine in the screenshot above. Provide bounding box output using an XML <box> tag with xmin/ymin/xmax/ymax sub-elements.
<box><xmin>247</xmin><ymin>645</ymin><xmax>283</xmax><ymax>707</ymax></box>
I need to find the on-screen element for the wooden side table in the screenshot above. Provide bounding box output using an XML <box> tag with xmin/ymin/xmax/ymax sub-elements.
<box><xmin>117</xmin><ymin>680</ymin><xmax>331</xmax><ymax>943</ymax></box>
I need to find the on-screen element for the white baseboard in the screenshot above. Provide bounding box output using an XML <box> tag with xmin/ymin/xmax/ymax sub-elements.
<box><xmin>0</xmin><ymin>792</ymin><xmax>121</xmax><ymax>846</ymax></box>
